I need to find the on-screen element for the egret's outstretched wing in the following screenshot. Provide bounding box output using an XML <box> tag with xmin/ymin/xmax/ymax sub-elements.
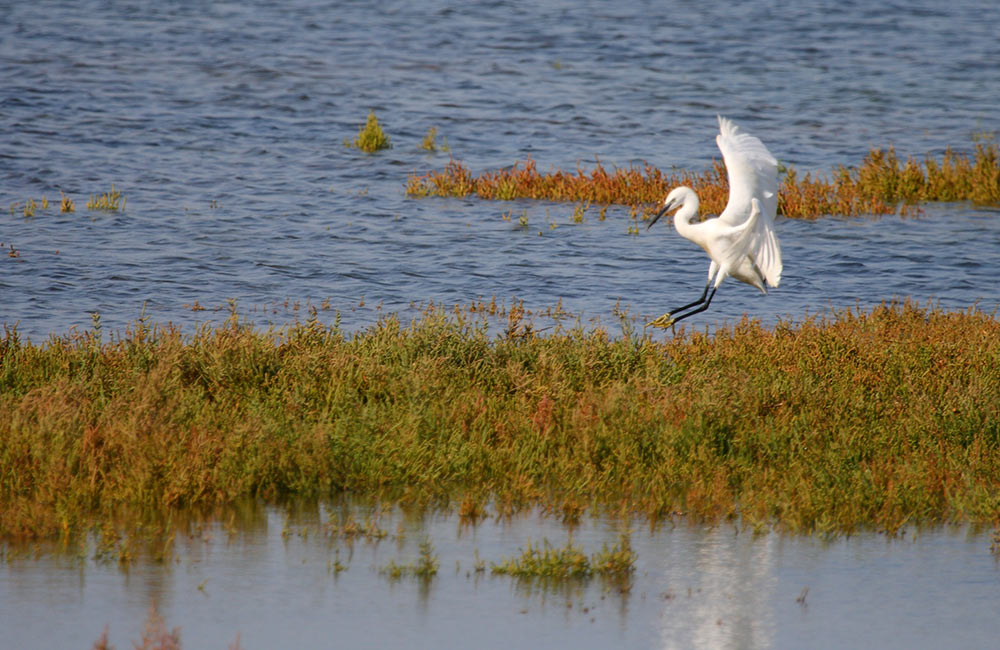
<box><xmin>713</xmin><ymin>197</ymin><xmax>763</xmax><ymax>285</ymax></box>
<box><xmin>715</xmin><ymin>115</ymin><xmax>782</xmax><ymax>287</ymax></box>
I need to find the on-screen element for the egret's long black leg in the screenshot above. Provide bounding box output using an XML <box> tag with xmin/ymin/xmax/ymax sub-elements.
<box><xmin>667</xmin><ymin>287</ymin><xmax>718</xmax><ymax>324</ymax></box>
<box><xmin>669</xmin><ymin>282</ymin><xmax>711</xmax><ymax>315</ymax></box>
<box><xmin>647</xmin><ymin>283</ymin><xmax>714</xmax><ymax>329</ymax></box>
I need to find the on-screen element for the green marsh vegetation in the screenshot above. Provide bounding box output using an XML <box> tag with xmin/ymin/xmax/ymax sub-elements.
<box><xmin>406</xmin><ymin>136</ymin><xmax>1000</xmax><ymax>220</ymax></box>
<box><xmin>491</xmin><ymin>533</ymin><xmax>635</xmax><ymax>583</ymax></box>
<box><xmin>346</xmin><ymin>110</ymin><xmax>391</xmax><ymax>152</ymax></box>
<box><xmin>421</xmin><ymin>126</ymin><xmax>449</xmax><ymax>152</ymax></box>
<box><xmin>380</xmin><ymin>537</ymin><xmax>439</xmax><ymax>580</ymax></box>
<box><xmin>86</xmin><ymin>184</ymin><xmax>126</xmax><ymax>212</ymax></box>
<box><xmin>2</xmin><ymin>299</ymin><xmax>999</xmax><ymax>546</ymax></box>
<box><xmin>9</xmin><ymin>186</ymin><xmax>123</xmax><ymax>218</ymax></box>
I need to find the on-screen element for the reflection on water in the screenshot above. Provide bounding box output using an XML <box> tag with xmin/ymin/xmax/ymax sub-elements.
<box><xmin>657</xmin><ymin>528</ymin><xmax>777</xmax><ymax>650</ymax></box>
<box><xmin>2</xmin><ymin>503</ymin><xmax>998</xmax><ymax>650</ymax></box>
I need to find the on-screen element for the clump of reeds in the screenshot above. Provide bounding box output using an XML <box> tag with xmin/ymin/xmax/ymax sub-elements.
<box><xmin>86</xmin><ymin>184</ymin><xmax>126</xmax><ymax>211</ymax></box>
<box><xmin>60</xmin><ymin>191</ymin><xmax>75</xmax><ymax>213</ymax></box>
<box><xmin>347</xmin><ymin>110</ymin><xmax>391</xmax><ymax>152</ymax></box>
<box><xmin>1</xmin><ymin>300</ymin><xmax>998</xmax><ymax>542</ymax></box>
<box><xmin>491</xmin><ymin>533</ymin><xmax>634</xmax><ymax>580</ymax></box>
<box><xmin>407</xmin><ymin>139</ymin><xmax>1000</xmax><ymax>219</ymax></box>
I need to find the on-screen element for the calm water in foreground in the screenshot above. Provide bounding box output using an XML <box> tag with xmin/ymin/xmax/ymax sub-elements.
<box><xmin>3</xmin><ymin>0</ymin><xmax>1000</xmax><ymax>647</ymax></box>
<box><xmin>2</xmin><ymin>504</ymin><xmax>999</xmax><ymax>649</ymax></box>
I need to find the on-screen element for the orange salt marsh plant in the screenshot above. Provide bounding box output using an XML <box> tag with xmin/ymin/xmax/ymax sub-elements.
<box><xmin>407</xmin><ymin>139</ymin><xmax>1000</xmax><ymax>219</ymax></box>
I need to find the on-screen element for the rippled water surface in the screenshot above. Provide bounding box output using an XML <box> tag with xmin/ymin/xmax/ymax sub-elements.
<box><xmin>3</xmin><ymin>1</ymin><xmax>1000</xmax><ymax>647</ymax></box>
<box><xmin>3</xmin><ymin>0</ymin><xmax>1000</xmax><ymax>340</ymax></box>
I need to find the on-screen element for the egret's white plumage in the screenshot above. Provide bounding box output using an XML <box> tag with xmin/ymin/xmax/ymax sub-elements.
<box><xmin>647</xmin><ymin>116</ymin><xmax>783</xmax><ymax>327</ymax></box>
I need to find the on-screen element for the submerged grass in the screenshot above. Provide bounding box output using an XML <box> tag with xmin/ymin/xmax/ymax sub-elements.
<box><xmin>406</xmin><ymin>139</ymin><xmax>1000</xmax><ymax>219</ymax></box>
<box><xmin>491</xmin><ymin>533</ymin><xmax>635</xmax><ymax>581</ymax></box>
<box><xmin>2</xmin><ymin>300</ymin><xmax>999</xmax><ymax>542</ymax></box>
<box><xmin>380</xmin><ymin>538</ymin><xmax>439</xmax><ymax>580</ymax></box>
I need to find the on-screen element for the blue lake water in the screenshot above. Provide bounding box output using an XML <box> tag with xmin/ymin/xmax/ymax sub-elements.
<box><xmin>2</xmin><ymin>1</ymin><xmax>1000</xmax><ymax>647</ymax></box>
<box><xmin>3</xmin><ymin>0</ymin><xmax>1000</xmax><ymax>341</ymax></box>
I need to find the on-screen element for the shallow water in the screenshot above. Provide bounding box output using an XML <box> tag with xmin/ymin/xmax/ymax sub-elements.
<box><xmin>3</xmin><ymin>1</ymin><xmax>1000</xmax><ymax>647</ymax></box>
<box><xmin>3</xmin><ymin>504</ymin><xmax>999</xmax><ymax>649</ymax></box>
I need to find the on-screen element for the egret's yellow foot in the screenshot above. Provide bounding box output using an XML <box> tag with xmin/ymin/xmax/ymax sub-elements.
<box><xmin>647</xmin><ymin>313</ymin><xmax>675</xmax><ymax>329</ymax></box>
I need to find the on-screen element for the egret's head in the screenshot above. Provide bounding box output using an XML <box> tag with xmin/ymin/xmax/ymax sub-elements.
<box><xmin>647</xmin><ymin>186</ymin><xmax>692</xmax><ymax>230</ymax></box>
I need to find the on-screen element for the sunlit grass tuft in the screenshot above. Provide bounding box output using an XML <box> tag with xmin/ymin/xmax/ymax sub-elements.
<box><xmin>86</xmin><ymin>184</ymin><xmax>126</xmax><ymax>211</ymax></box>
<box><xmin>348</xmin><ymin>110</ymin><xmax>391</xmax><ymax>152</ymax></box>
<box><xmin>60</xmin><ymin>191</ymin><xmax>75</xmax><ymax>213</ymax></box>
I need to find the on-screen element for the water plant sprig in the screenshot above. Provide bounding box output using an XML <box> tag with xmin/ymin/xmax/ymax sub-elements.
<box><xmin>347</xmin><ymin>111</ymin><xmax>391</xmax><ymax>152</ymax></box>
<box><xmin>421</xmin><ymin>126</ymin><xmax>449</xmax><ymax>152</ymax></box>
<box><xmin>380</xmin><ymin>538</ymin><xmax>439</xmax><ymax>580</ymax></box>
<box><xmin>87</xmin><ymin>184</ymin><xmax>126</xmax><ymax>211</ymax></box>
<box><xmin>60</xmin><ymin>191</ymin><xmax>74</xmax><ymax>213</ymax></box>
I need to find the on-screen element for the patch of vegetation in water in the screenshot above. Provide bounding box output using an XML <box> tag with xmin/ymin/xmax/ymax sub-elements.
<box><xmin>406</xmin><ymin>137</ymin><xmax>1000</xmax><ymax>219</ymax></box>
<box><xmin>491</xmin><ymin>533</ymin><xmax>635</xmax><ymax>581</ymax></box>
<box><xmin>346</xmin><ymin>110</ymin><xmax>391</xmax><ymax>152</ymax></box>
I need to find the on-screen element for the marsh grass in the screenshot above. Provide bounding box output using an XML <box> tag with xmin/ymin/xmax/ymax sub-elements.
<box><xmin>348</xmin><ymin>111</ymin><xmax>391</xmax><ymax>152</ymax></box>
<box><xmin>421</xmin><ymin>126</ymin><xmax>449</xmax><ymax>152</ymax></box>
<box><xmin>406</xmin><ymin>140</ymin><xmax>1000</xmax><ymax>219</ymax></box>
<box><xmin>491</xmin><ymin>533</ymin><xmax>635</xmax><ymax>581</ymax></box>
<box><xmin>87</xmin><ymin>184</ymin><xmax>126</xmax><ymax>212</ymax></box>
<box><xmin>60</xmin><ymin>190</ymin><xmax>75</xmax><ymax>213</ymax></box>
<box><xmin>2</xmin><ymin>300</ymin><xmax>999</xmax><ymax>543</ymax></box>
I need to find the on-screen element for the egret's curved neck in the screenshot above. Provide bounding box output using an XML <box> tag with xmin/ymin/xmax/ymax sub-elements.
<box><xmin>672</xmin><ymin>189</ymin><xmax>700</xmax><ymax>239</ymax></box>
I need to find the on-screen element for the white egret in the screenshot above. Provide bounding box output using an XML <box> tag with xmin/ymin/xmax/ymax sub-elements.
<box><xmin>646</xmin><ymin>115</ymin><xmax>782</xmax><ymax>328</ymax></box>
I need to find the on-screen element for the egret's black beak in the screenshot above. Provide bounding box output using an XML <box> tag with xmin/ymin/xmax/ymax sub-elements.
<box><xmin>646</xmin><ymin>202</ymin><xmax>672</xmax><ymax>230</ymax></box>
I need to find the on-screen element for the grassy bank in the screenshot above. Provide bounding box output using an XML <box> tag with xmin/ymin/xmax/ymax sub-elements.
<box><xmin>406</xmin><ymin>140</ymin><xmax>1000</xmax><ymax>219</ymax></box>
<box><xmin>2</xmin><ymin>301</ymin><xmax>999</xmax><ymax>541</ymax></box>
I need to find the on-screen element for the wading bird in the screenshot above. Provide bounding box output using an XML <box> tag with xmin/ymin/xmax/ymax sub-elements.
<box><xmin>646</xmin><ymin>115</ymin><xmax>782</xmax><ymax>328</ymax></box>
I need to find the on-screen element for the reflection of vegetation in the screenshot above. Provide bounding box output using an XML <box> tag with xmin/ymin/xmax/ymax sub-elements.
<box><xmin>407</xmin><ymin>138</ymin><xmax>1000</xmax><ymax>219</ymax></box>
<box><xmin>92</xmin><ymin>605</ymin><xmax>241</xmax><ymax>650</ymax></box>
<box><xmin>2</xmin><ymin>300</ymin><xmax>999</xmax><ymax>542</ymax></box>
